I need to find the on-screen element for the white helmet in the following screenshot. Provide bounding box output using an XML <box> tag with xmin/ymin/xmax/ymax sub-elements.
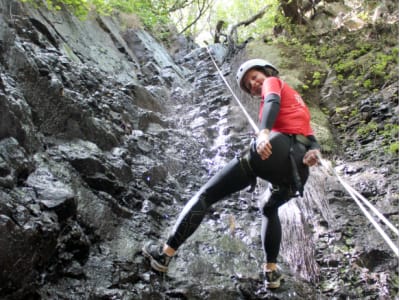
<box><xmin>236</xmin><ymin>59</ymin><xmax>279</xmax><ymax>93</ymax></box>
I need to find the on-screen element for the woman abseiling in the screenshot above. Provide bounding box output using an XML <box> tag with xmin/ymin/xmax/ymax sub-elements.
<box><xmin>142</xmin><ymin>58</ymin><xmax>321</xmax><ymax>289</ymax></box>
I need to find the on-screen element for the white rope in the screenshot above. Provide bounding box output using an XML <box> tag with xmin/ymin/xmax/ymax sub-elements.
<box><xmin>317</xmin><ymin>154</ymin><xmax>399</xmax><ymax>235</ymax></box>
<box><xmin>317</xmin><ymin>153</ymin><xmax>399</xmax><ymax>257</ymax></box>
<box><xmin>206</xmin><ymin>46</ymin><xmax>399</xmax><ymax>257</ymax></box>
<box><xmin>206</xmin><ymin>46</ymin><xmax>260</xmax><ymax>134</ymax></box>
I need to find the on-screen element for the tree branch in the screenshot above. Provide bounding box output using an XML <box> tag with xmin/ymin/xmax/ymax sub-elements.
<box><xmin>227</xmin><ymin>5</ymin><xmax>269</xmax><ymax>46</ymax></box>
<box><xmin>177</xmin><ymin>0</ymin><xmax>214</xmax><ymax>35</ymax></box>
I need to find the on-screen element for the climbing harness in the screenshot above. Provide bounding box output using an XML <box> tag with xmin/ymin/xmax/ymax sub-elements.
<box><xmin>237</xmin><ymin>153</ymin><xmax>257</xmax><ymax>192</ymax></box>
<box><xmin>289</xmin><ymin>135</ymin><xmax>305</xmax><ymax>197</ymax></box>
<box><xmin>205</xmin><ymin>46</ymin><xmax>399</xmax><ymax>257</ymax></box>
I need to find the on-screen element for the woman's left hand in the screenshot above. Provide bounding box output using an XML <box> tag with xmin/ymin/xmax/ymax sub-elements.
<box><xmin>303</xmin><ymin>149</ymin><xmax>320</xmax><ymax>166</ymax></box>
<box><xmin>256</xmin><ymin>129</ymin><xmax>272</xmax><ymax>160</ymax></box>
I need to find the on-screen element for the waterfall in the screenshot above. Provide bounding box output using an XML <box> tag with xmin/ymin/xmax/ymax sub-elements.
<box><xmin>192</xmin><ymin>46</ymin><xmax>334</xmax><ymax>285</ymax></box>
<box><xmin>279</xmin><ymin>166</ymin><xmax>332</xmax><ymax>283</ymax></box>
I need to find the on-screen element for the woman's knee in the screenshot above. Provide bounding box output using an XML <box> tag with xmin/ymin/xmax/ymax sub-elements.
<box><xmin>262</xmin><ymin>203</ymin><xmax>279</xmax><ymax>217</ymax></box>
<box><xmin>192</xmin><ymin>190</ymin><xmax>215</xmax><ymax>211</ymax></box>
<box><xmin>261</xmin><ymin>187</ymin><xmax>292</xmax><ymax>217</ymax></box>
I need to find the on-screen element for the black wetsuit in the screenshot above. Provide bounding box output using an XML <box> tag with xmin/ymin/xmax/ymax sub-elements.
<box><xmin>166</xmin><ymin>77</ymin><xmax>320</xmax><ymax>264</ymax></box>
<box><xmin>167</xmin><ymin>131</ymin><xmax>317</xmax><ymax>263</ymax></box>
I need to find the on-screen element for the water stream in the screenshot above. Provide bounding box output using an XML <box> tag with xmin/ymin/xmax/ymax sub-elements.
<box><xmin>159</xmin><ymin>48</ymin><xmax>358</xmax><ymax>297</ymax></box>
<box><xmin>203</xmin><ymin>104</ymin><xmax>333</xmax><ymax>286</ymax></box>
<box><xmin>279</xmin><ymin>167</ymin><xmax>331</xmax><ymax>283</ymax></box>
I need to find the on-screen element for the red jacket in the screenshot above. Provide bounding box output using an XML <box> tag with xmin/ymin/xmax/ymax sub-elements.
<box><xmin>259</xmin><ymin>77</ymin><xmax>314</xmax><ymax>136</ymax></box>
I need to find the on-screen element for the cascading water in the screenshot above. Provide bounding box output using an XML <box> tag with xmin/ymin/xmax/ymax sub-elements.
<box><xmin>199</xmin><ymin>95</ymin><xmax>332</xmax><ymax>284</ymax></box>
<box><xmin>162</xmin><ymin>46</ymin><xmax>398</xmax><ymax>299</ymax></box>
<box><xmin>279</xmin><ymin>166</ymin><xmax>332</xmax><ymax>283</ymax></box>
<box><xmin>196</xmin><ymin>48</ymin><xmax>333</xmax><ymax>286</ymax></box>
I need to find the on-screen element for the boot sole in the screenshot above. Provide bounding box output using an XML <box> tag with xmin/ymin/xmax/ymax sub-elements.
<box><xmin>266</xmin><ymin>281</ymin><xmax>281</xmax><ymax>289</ymax></box>
<box><xmin>265</xmin><ymin>274</ymin><xmax>283</xmax><ymax>289</ymax></box>
<box><xmin>142</xmin><ymin>246</ymin><xmax>169</xmax><ymax>272</ymax></box>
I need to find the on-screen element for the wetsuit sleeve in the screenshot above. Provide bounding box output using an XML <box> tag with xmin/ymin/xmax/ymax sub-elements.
<box><xmin>259</xmin><ymin>93</ymin><xmax>280</xmax><ymax>130</ymax></box>
<box><xmin>306</xmin><ymin>135</ymin><xmax>321</xmax><ymax>150</ymax></box>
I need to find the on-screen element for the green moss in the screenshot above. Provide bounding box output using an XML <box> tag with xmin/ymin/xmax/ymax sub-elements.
<box><xmin>363</xmin><ymin>79</ymin><xmax>372</xmax><ymax>89</ymax></box>
<box><xmin>333</xmin><ymin>60</ymin><xmax>356</xmax><ymax>75</ymax></box>
<box><xmin>350</xmin><ymin>109</ymin><xmax>358</xmax><ymax>117</ymax></box>
<box><xmin>352</xmin><ymin>91</ymin><xmax>360</xmax><ymax>97</ymax></box>
<box><xmin>378</xmin><ymin>124</ymin><xmax>399</xmax><ymax>155</ymax></box>
<box><xmin>356</xmin><ymin>121</ymin><xmax>378</xmax><ymax>137</ymax></box>
<box><xmin>390</xmin><ymin>273</ymin><xmax>399</xmax><ymax>295</ymax></box>
<box><xmin>62</xmin><ymin>43</ymin><xmax>80</xmax><ymax>62</ymax></box>
<box><xmin>335</xmin><ymin>106</ymin><xmax>349</xmax><ymax>114</ymax></box>
<box><xmin>369</xmin><ymin>50</ymin><xmax>398</xmax><ymax>81</ymax></box>
<box><xmin>380</xmin><ymin>124</ymin><xmax>399</xmax><ymax>139</ymax></box>
<box><xmin>388</xmin><ymin>142</ymin><xmax>399</xmax><ymax>155</ymax></box>
<box><xmin>312</xmin><ymin>71</ymin><xmax>323</xmax><ymax>87</ymax></box>
<box><xmin>322</xmin><ymin>37</ymin><xmax>398</xmax><ymax>92</ymax></box>
<box><xmin>302</xmin><ymin>84</ymin><xmax>309</xmax><ymax>91</ymax></box>
<box><xmin>321</xmin><ymin>107</ymin><xmax>329</xmax><ymax>115</ymax></box>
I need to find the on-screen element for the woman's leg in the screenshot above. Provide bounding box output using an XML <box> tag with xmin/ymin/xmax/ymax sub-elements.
<box><xmin>166</xmin><ymin>156</ymin><xmax>254</xmax><ymax>250</ymax></box>
<box><xmin>249</xmin><ymin>132</ymin><xmax>292</xmax><ymax>186</ymax></box>
<box><xmin>250</xmin><ymin>131</ymin><xmax>309</xmax><ymax>188</ymax></box>
<box><xmin>249</xmin><ymin>132</ymin><xmax>310</xmax><ymax>287</ymax></box>
<box><xmin>260</xmin><ymin>186</ymin><xmax>292</xmax><ymax>263</ymax></box>
<box><xmin>260</xmin><ymin>186</ymin><xmax>293</xmax><ymax>288</ymax></box>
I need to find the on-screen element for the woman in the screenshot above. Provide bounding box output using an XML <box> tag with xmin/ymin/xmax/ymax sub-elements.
<box><xmin>143</xmin><ymin>59</ymin><xmax>321</xmax><ymax>289</ymax></box>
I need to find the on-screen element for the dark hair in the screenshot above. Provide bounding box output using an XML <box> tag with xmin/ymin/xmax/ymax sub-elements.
<box><xmin>241</xmin><ymin>66</ymin><xmax>279</xmax><ymax>94</ymax></box>
<box><xmin>249</xmin><ymin>66</ymin><xmax>279</xmax><ymax>78</ymax></box>
<box><xmin>263</xmin><ymin>66</ymin><xmax>279</xmax><ymax>77</ymax></box>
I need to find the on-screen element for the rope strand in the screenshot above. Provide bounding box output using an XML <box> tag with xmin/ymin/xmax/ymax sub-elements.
<box><xmin>317</xmin><ymin>153</ymin><xmax>399</xmax><ymax>257</ymax></box>
<box><xmin>206</xmin><ymin>46</ymin><xmax>260</xmax><ymax>134</ymax></box>
<box><xmin>206</xmin><ymin>46</ymin><xmax>399</xmax><ymax>257</ymax></box>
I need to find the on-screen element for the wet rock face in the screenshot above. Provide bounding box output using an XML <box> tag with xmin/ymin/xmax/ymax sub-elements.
<box><xmin>317</xmin><ymin>64</ymin><xmax>398</xmax><ymax>297</ymax></box>
<box><xmin>0</xmin><ymin>1</ymin><xmax>398</xmax><ymax>299</ymax></box>
<box><xmin>0</xmin><ymin>1</ymin><xmax>205</xmax><ymax>298</ymax></box>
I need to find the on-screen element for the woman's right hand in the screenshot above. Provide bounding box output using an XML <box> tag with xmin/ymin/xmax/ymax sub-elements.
<box><xmin>303</xmin><ymin>149</ymin><xmax>320</xmax><ymax>166</ymax></box>
<box><xmin>256</xmin><ymin>129</ymin><xmax>272</xmax><ymax>160</ymax></box>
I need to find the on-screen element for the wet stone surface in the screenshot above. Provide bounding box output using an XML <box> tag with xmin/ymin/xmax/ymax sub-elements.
<box><xmin>0</xmin><ymin>1</ymin><xmax>398</xmax><ymax>299</ymax></box>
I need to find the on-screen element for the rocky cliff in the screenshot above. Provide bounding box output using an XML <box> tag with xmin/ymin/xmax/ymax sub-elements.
<box><xmin>0</xmin><ymin>1</ymin><xmax>398</xmax><ymax>299</ymax></box>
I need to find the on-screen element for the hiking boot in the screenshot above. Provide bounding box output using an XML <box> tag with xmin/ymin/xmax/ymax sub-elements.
<box><xmin>142</xmin><ymin>242</ymin><xmax>172</xmax><ymax>272</ymax></box>
<box><xmin>264</xmin><ymin>269</ymin><xmax>283</xmax><ymax>289</ymax></box>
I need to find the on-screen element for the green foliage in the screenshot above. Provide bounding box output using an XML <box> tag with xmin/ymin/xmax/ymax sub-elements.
<box><xmin>379</xmin><ymin>124</ymin><xmax>399</xmax><ymax>155</ymax></box>
<box><xmin>21</xmin><ymin>0</ymin><xmax>93</xmax><ymax>18</ymax></box>
<box><xmin>301</xmin><ymin>84</ymin><xmax>309</xmax><ymax>91</ymax></box>
<box><xmin>328</xmin><ymin>38</ymin><xmax>398</xmax><ymax>90</ymax></box>
<box><xmin>19</xmin><ymin>0</ymin><xmax>282</xmax><ymax>46</ymax></box>
<box><xmin>196</xmin><ymin>0</ymin><xmax>279</xmax><ymax>44</ymax></box>
<box><xmin>363</xmin><ymin>79</ymin><xmax>372</xmax><ymax>89</ymax></box>
<box><xmin>321</xmin><ymin>107</ymin><xmax>329</xmax><ymax>115</ymax></box>
<box><xmin>387</xmin><ymin>141</ymin><xmax>399</xmax><ymax>155</ymax></box>
<box><xmin>333</xmin><ymin>59</ymin><xmax>356</xmax><ymax>75</ymax></box>
<box><xmin>380</xmin><ymin>124</ymin><xmax>399</xmax><ymax>139</ymax></box>
<box><xmin>21</xmin><ymin>0</ymin><xmax>170</xmax><ymax>29</ymax></box>
<box><xmin>356</xmin><ymin>122</ymin><xmax>399</xmax><ymax>156</ymax></box>
<box><xmin>302</xmin><ymin>43</ymin><xmax>320</xmax><ymax>65</ymax></box>
<box><xmin>111</xmin><ymin>0</ymin><xmax>170</xmax><ymax>29</ymax></box>
<box><xmin>22</xmin><ymin>0</ymin><xmax>115</xmax><ymax>18</ymax></box>
<box><xmin>370</xmin><ymin>51</ymin><xmax>398</xmax><ymax>80</ymax></box>
<box><xmin>312</xmin><ymin>71</ymin><xmax>322</xmax><ymax>87</ymax></box>
<box><xmin>356</xmin><ymin>121</ymin><xmax>378</xmax><ymax>137</ymax></box>
<box><xmin>350</xmin><ymin>108</ymin><xmax>358</xmax><ymax>117</ymax></box>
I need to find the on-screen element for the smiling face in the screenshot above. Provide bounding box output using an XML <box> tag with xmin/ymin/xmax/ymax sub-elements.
<box><xmin>242</xmin><ymin>68</ymin><xmax>268</xmax><ymax>96</ymax></box>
